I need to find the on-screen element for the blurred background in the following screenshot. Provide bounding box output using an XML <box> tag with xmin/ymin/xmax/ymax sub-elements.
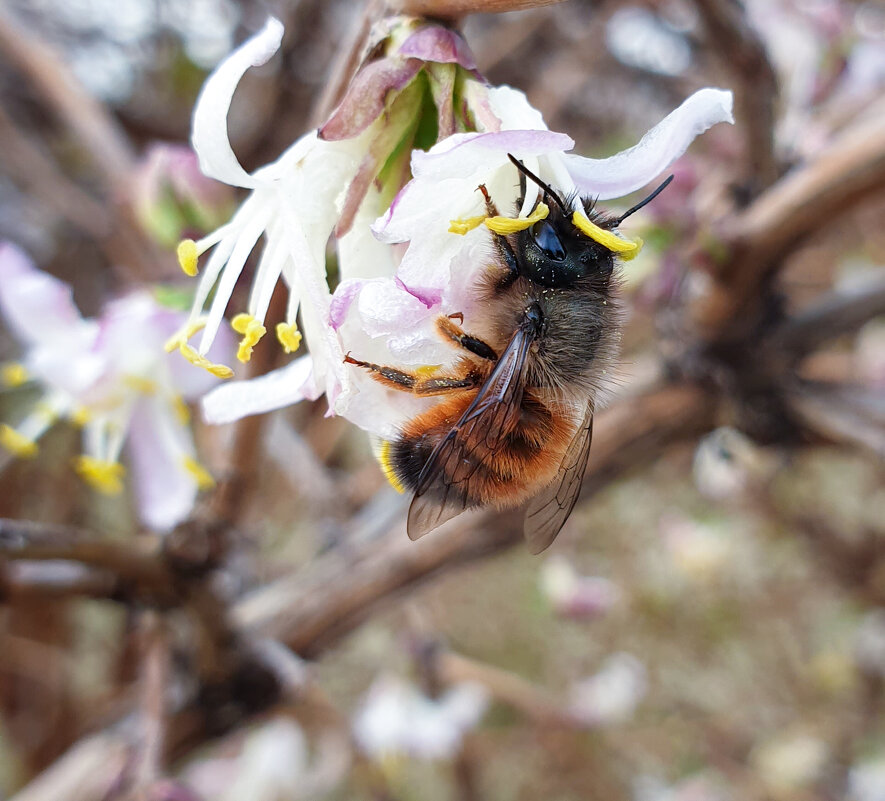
<box><xmin>0</xmin><ymin>1</ymin><xmax>884</xmax><ymax>799</ymax></box>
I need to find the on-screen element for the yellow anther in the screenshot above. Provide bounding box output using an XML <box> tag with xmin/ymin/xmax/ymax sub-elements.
<box><xmin>183</xmin><ymin>456</ymin><xmax>215</xmax><ymax>490</ymax></box>
<box><xmin>164</xmin><ymin>319</ymin><xmax>207</xmax><ymax>353</ymax></box>
<box><xmin>572</xmin><ymin>210</ymin><xmax>642</xmax><ymax>258</ymax></box>
<box><xmin>275</xmin><ymin>322</ymin><xmax>303</xmax><ymax>354</ymax></box>
<box><xmin>485</xmin><ymin>202</ymin><xmax>550</xmax><ymax>235</ymax></box>
<box><xmin>124</xmin><ymin>375</ymin><xmax>157</xmax><ymax>395</ymax></box>
<box><xmin>35</xmin><ymin>402</ymin><xmax>60</xmax><ymax>424</ymax></box>
<box><xmin>1</xmin><ymin>362</ymin><xmax>28</xmax><ymax>387</ymax></box>
<box><xmin>231</xmin><ymin>313</ymin><xmax>267</xmax><ymax>363</ymax></box>
<box><xmin>177</xmin><ymin>239</ymin><xmax>200</xmax><ymax>277</ymax></box>
<box><xmin>449</xmin><ymin>215</ymin><xmax>487</xmax><ymax>235</ymax></box>
<box><xmin>74</xmin><ymin>456</ymin><xmax>125</xmax><ymax>495</ymax></box>
<box><xmin>415</xmin><ymin>364</ymin><xmax>441</xmax><ymax>377</ymax></box>
<box><xmin>172</xmin><ymin>395</ymin><xmax>191</xmax><ymax>425</ymax></box>
<box><xmin>178</xmin><ymin>343</ymin><xmax>234</xmax><ymax>379</ymax></box>
<box><xmin>70</xmin><ymin>407</ymin><xmax>92</xmax><ymax>427</ymax></box>
<box><xmin>378</xmin><ymin>440</ymin><xmax>405</xmax><ymax>494</ymax></box>
<box><xmin>0</xmin><ymin>424</ymin><xmax>38</xmax><ymax>458</ymax></box>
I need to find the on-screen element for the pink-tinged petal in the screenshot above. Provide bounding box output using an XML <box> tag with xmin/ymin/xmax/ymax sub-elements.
<box><xmin>427</xmin><ymin>63</ymin><xmax>457</xmax><ymax>139</ymax></box>
<box><xmin>201</xmin><ymin>356</ymin><xmax>319</xmax><ymax>425</ymax></box>
<box><xmin>461</xmin><ymin>79</ymin><xmax>501</xmax><ymax>132</ymax></box>
<box><xmin>0</xmin><ymin>242</ymin><xmax>85</xmax><ymax>345</ymax></box>
<box><xmin>191</xmin><ymin>17</ymin><xmax>284</xmax><ymax>188</ymax></box>
<box><xmin>127</xmin><ymin>398</ymin><xmax>197</xmax><ymax>532</ymax></box>
<box><xmin>329</xmin><ymin>279</ymin><xmax>366</xmax><ymax>331</ymax></box>
<box><xmin>486</xmin><ymin>85</ymin><xmax>547</xmax><ymax>131</ymax></box>
<box><xmin>319</xmin><ymin>58</ymin><xmax>423</xmax><ymax>141</ymax></box>
<box><xmin>398</xmin><ymin>25</ymin><xmax>477</xmax><ymax>70</ymax></box>
<box><xmin>355</xmin><ymin>279</ymin><xmax>435</xmax><ymax>338</ymax></box>
<box><xmin>410</xmin><ymin>129</ymin><xmax>574</xmax><ymax>180</ymax></box>
<box><xmin>562</xmin><ymin>88</ymin><xmax>734</xmax><ymax>199</ymax></box>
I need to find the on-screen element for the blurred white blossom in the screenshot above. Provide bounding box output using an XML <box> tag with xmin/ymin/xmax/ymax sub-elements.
<box><xmin>353</xmin><ymin>675</ymin><xmax>488</xmax><ymax>762</ymax></box>
<box><xmin>539</xmin><ymin>555</ymin><xmax>621</xmax><ymax>620</ymax></box>
<box><xmin>750</xmin><ymin>732</ymin><xmax>829</xmax><ymax>798</ymax></box>
<box><xmin>569</xmin><ymin>652</ymin><xmax>648</xmax><ymax>726</ymax></box>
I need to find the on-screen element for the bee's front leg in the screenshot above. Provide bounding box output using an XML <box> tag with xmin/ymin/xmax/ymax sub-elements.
<box><xmin>344</xmin><ymin>353</ymin><xmax>481</xmax><ymax>396</ymax></box>
<box><xmin>436</xmin><ymin>315</ymin><xmax>498</xmax><ymax>361</ymax></box>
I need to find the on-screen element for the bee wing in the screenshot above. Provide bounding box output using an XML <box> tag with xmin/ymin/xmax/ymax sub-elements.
<box><xmin>523</xmin><ymin>403</ymin><xmax>593</xmax><ymax>554</ymax></box>
<box><xmin>407</xmin><ymin>322</ymin><xmax>537</xmax><ymax>540</ymax></box>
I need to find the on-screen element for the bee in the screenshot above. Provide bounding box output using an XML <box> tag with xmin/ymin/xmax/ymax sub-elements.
<box><xmin>345</xmin><ymin>156</ymin><xmax>672</xmax><ymax>552</ymax></box>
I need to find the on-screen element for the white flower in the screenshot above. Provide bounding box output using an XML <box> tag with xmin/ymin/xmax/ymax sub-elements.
<box><xmin>848</xmin><ymin>759</ymin><xmax>885</xmax><ymax>801</ymax></box>
<box><xmin>0</xmin><ymin>243</ymin><xmax>227</xmax><ymax>531</ymax></box>
<box><xmin>569</xmin><ymin>652</ymin><xmax>648</xmax><ymax>726</ymax></box>
<box><xmin>539</xmin><ymin>555</ymin><xmax>621</xmax><ymax>620</ymax></box>
<box><xmin>353</xmin><ymin>675</ymin><xmax>488</xmax><ymax>762</ymax></box>
<box><xmin>326</xmin><ymin>85</ymin><xmax>733</xmax><ymax>434</ymax></box>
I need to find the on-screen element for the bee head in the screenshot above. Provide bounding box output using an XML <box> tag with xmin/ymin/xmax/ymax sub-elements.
<box><xmin>508</xmin><ymin>155</ymin><xmax>673</xmax><ymax>290</ymax></box>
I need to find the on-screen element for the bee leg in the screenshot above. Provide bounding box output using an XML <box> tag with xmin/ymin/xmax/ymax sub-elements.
<box><xmin>436</xmin><ymin>316</ymin><xmax>498</xmax><ymax>361</ymax></box>
<box><xmin>344</xmin><ymin>353</ymin><xmax>481</xmax><ymax>396</ymax></box>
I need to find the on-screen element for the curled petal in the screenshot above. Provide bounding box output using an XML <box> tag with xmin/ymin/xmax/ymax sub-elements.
<box><xmin>319</xmin><ymin>58</ymin><xmax>423</xmax><ymax>141</ymax></box>
<box><xmin>562</xmin><ymin>87</ymin><xmax>734</xmax><ymax>199</ymax></box>
<box><xmin>398</xmin><ymin>25</ymin><xmax>477</xmax><ymax>70</ymax></box>
<box><xmin>191</xmin><ymin>17</ymin><xmax>284</xmax><ymax>188</ymax></box>
<box><xmin>201</xmin><ymin>356</ymin><xmax>320</xmax><ymax>425</ymax></box>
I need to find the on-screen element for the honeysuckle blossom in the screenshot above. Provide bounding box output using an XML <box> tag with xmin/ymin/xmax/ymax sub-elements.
<box><xmin>175</xmin><ymin>16</ymin><xmax>486</xmax><ymax>407</ymax></box>
<box><xmin>352</xmin><ymin>675</ymin><xmax>488</xmax><ymax>762</ymax></box>
<box><xmin>0</xmin><ymin>243</ymin><xmax>229</xmax><ymax>531</ymax></box>
<box><xmin>204</xmin><ymin>76</ymin><xmax>733</xmax><ymax>434</ymax></box>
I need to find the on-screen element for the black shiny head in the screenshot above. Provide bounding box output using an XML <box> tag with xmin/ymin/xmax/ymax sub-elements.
<box><xmin>507</xmin><ymin>156</ymin><xmax>673</xmax><ymax>290</ymax></box>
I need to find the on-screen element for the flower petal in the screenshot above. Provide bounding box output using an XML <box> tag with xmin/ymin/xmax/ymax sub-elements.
<box><xmin>399</xmin><ymin>25</ymin><xmax>477</xmax><ymax>69</ymax></box>
<box><xmin>319</xmin><ymin>57</ymin><xmax>423</xmax><ymax>142</ymax></box>
<box><xmin>0</xmin><ymin>242</ymin><xmax>87</xmax><ymax>345</ymax></box>
<box><xmin>562</xmin><ymin>87</ymin><xmax>733</xmax><ymax>199</ymax></box>
<box><xmin>201</xmin><ymin>355</ymin><xmax>319</xmax><ymax>425</ymax></box>
<box><xmin>127</xmin><ymin>397</ymin><xmax>198</xmax><ymax>532</ymax></box>
<box><xmin>191</xmin><ymin>17</ymin><xmax>284</xmax><ymax>188</ymax></box>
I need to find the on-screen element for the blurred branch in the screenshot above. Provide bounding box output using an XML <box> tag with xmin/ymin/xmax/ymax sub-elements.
<box><xmin>692</xmin><ymin>0</ymin><xmax>779</xmax><ymax>192</ymax></box>
<box><xmin>388</xmin><ymin>0</ymin><xmax>567</xmax><ymax>16</ymax></box>
<box><xmin>692</xmin><ymin>108</ymin><xmax>885</xmax><ymax>337</ymax></box>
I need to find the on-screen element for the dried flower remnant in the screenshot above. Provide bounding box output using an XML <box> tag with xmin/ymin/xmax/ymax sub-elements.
<box><xmin>0</xmin><ymin>243</ymin><xmax>229</xmax><ymax>531</ymax></box>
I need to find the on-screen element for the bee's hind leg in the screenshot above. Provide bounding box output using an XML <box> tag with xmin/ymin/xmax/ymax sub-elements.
<box><xmin>437</xmin><ymin>315</ymin><xmax>498</xmax><ymax>361</ymax></box>
<box><xmin>344</xmin><ymin>353</ymin><xmax>481</xmax><ymax>396</ymax></box>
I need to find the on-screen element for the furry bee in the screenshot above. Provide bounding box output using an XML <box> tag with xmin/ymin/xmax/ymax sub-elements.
<box><xmin>346</xmin><ymin>156</ymin><xmax>672</xmax><ymax>553</ymax></box>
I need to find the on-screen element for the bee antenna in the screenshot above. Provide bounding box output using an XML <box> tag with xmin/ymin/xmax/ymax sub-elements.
<box><xmin>614</xmin><ymin>174</ymin><xmax>674</xmax><ymax>224</ymax></box>
<box><xmin>507</xmin><ymin>154</ymin><xmax>567</xmax><ymax>212</ymax></box>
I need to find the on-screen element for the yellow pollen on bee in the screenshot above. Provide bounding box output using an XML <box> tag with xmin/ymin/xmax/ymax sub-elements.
<box><xmin>1</xmin><ymin>362</ymin><xmax>29</xmax><ymax>387</ymax></box>
<box><xmin>572</xmin><ymin>210</ymin><xmax>643</xmax><ymax>258</ymax></box>
<box><xmin>73</xmin><ymin>456</ymin><xmax>125</xmax><ymax>495</ymax></box>
<box><xmin>0</xmin><ymin>424</ymin><xmax>38</xmax><ymax>458</ymax></box>
<box><xmin>449</xmin><ymin>215</ymin><xmax>487</xmax><ymax>235</ymax></box>
<box><xmin>124</xmin><ymin>375</ymin><xmax>158</xmax><ymax>395</ymax></box>
<box><xmin>183</xmin><ymin>456</ymin><xmax>215</xmax><ymax>490</ymax></box>
<box><xmin>177</xmin><ymin>239</ymin><xmax>200</xmax><ymax>277</ymax></box>
<box><xmin>70</xmin><ymin>407</ymin><xmax>92</xmax><ymax>427</ymax></box>
<box><xmin>178</xmin><ymin>343</ymin><xmax>235</xmax><ymax>379</ymax></box>
<box><xmin>172</xmin><ymin>395</ymin><xmax>191</xmax><ymax>425</ymax></box>
<box><xmin>275</xmin><ymin>322</ymin><xmax>303</xmax><ymax>354</ymax></box>
<box><xmin>415</xmin><ymin>364</ymin><xmax>441</xmax><ymax>377</ymax></box>
<box><xmin>231</xmin><ymin>313</ymin><xmax>266</xmax><ymax>363</ymax></box>
<box><xmin>485</xmin><ymin>201</ymin><xmax>550</xmax><ymax>235</ymax></box>
<box><xmin>378</xmin><ymin>440</ymin><xmax>405</xmax><ymax>494</ymax></box>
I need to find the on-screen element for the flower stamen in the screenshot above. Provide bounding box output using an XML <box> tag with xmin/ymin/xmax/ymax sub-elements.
<box><xmin>572</xmin><ymin>210</ymin><xmax>642</xmax><ymax>259</ymax></box>
<box><xmin>231</xmin><ymin>313</ymin><xmax>266</xmax><ymax>363</ymax></box>
<box><xmin>73</xmin><ymin>456</ymin><xmax>125</xmax><ymax>494</ymax></box>
<box><xmin>276</xmin><ymin>322</ymin><xmax>303</xmax><ymax>354</ymax></box>
<box><xmin>177</xmin><ymin>239</ymin><xmax>200</xmax><ymax>277</ymax></box>
<box><xmin>1</xmin><ymin>362</ymin><xmax>29</xmax><ymax>387</ymax></box>
<box><xmin>166</xmin><ymin>317</ymin><xmax>234</xmax><ymax>378</ymax></box>
<box><xmin>183</xmin><ymin>456</ymin><xmax>215</xmax><ymax>490</ymax></box>
<box><xmin>485</xmin><ymin>202</ymin><xmax>549</xmax><ymax>235</ymax></box>
<box><xmin>448</xmin><ymin>215</ymin><xmax>487</xmax><ymax>235</ymax></box>
<box><xmin>124</xmin><ymin>375</ymin><xmax>158</xmax><ymax>395</ymax></box>
<box><xmin>0</xmin><ymin>424</ymin><xmax>38</xmax><ymax>458</ymax></box>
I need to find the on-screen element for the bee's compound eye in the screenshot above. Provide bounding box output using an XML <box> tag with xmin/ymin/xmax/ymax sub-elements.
<box><xmin>530</xmin><ymin>220</ymin><xmax>567</xmax><ymax>261</ymax></box>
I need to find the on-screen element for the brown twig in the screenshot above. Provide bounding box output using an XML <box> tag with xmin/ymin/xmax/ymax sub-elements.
<box><xmin>692</xmin><ymin>0</ymin><xmax>779</xmax><ymax>193</ymax></box>
<box><xmin>388</xmin><ymin>0</ymin><xmax>567</xmax><ymax>16</ymax></box>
